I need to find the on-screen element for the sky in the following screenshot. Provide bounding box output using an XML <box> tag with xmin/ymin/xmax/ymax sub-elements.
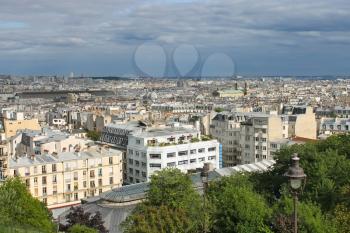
<box><xmin>0</xmin><ymin>0</ymin><xmax>350</xmax><ymax>77</ymax></box>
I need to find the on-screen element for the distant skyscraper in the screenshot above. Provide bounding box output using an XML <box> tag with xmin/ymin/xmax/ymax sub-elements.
<box><xmin>69</xmin><ymin>72</ymin><xmax>74</xmax><ymax>78</ymax></box>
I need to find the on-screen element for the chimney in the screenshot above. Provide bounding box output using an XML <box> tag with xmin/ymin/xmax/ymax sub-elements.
<box><xmin>30</xmin><ymin>154</ymin><xmax>35</xmax><ymax>160</ymax></box>
<box><xmin>52</xmin><ymin>152</ymin><xmax>58</xmax><ymax>158</ymax></box>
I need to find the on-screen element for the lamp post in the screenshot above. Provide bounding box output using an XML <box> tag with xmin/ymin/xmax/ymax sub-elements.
<box><xmin>285</xmin><ymin>153</ymin><xmax>306</xmax><ymax>233</ymax></box>
<box><xmin>201</xmin><ymin>163</ymin><xmax>210</xmax><ymax>233</ymax></box>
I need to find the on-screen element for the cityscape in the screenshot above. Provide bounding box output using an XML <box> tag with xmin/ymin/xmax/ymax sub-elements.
<box><xmin>0</xmin><ymin>1</ymin><xmax>350</xmax><ymax>233</ymax></box>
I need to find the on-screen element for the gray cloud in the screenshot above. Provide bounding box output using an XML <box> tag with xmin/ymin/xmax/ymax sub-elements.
<box><xmin>0</xmin><ymin>0</ymin><xmax>349</xmax><ymax>75</ymax></box>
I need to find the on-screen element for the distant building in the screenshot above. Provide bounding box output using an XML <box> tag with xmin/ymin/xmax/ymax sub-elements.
<box><xmin>3</xmin><ymin>117</ymin><xmax>41</xmax><ymax>139</ymax></box>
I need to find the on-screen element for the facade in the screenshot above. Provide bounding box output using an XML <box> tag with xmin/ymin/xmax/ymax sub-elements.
<box><xmin>211</xmin><ymin>112</ymin><xmax>283</xmax><ymax>166</ymax></box>
<box><xmin>3</xmin><ymin>118</ymin><xmax>41</xmax><ymax>139</ymax></box>
<box><xmin>126</xmin><ymin>127</ymin><xmax>220</xmax><ymax>184</ymax></box>
<box><xmin>8</xmin><ymin>146</ymin><xmax>123</xmax><ymax>209</ymax></box>
<box><xmin>319</xmin><ymin>118</ymin><xmax>350</xmax><ymax>135</ymax></box>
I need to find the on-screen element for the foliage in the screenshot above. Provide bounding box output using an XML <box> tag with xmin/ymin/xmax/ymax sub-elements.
<box><xmin>252</xmin><ymin>134</ymin><xmax>350</xmax><ymax>212</ymax></box>
<box><xmin>190</xmin><ymin>137</ymin><xmax>200</xmax><ymax>143</ymax></box>
<box><xmin>0</xmin><ymin>177</ymin><xmax>55</xmax><ymax>233</ymax></box>
<box><xmin>271</xmin><ymin>196</ymin><xmax>337</xmax><ymax>233</ymax></box>
<box><xmin>68</xmin><ymin>224</ymin><xmax>98</xmax><ymax>233</ymax></box>
<box><xmin>208</xmin><ymin>175</ymin><xmax>272</xmax><ymax>233</ymax></box>
<box><xmin>214</xmin><ymin>107</ymin><xmax>224</xmax><ymax>112</ymax></box>
<box><xmin>122</xmin><ymin>204</ymin><xmax>197</xmax><ymax>233</ymax></box>
<box><xmin>122</xmin><ymin>134</ymin><xmax>350</xmax><ymax>233</ymax></box>
<box><xmin>123</xmin><ymin>168</ymin><xmax>202</xmax><ymax>233</ymax></box>
<box><xmin>86</xmin><ymin>130</ymin><xmax>101</xmax><ymax>141</ymax></box>
<box><xmin>147</xmin><ymin>168</ymin><xmax>201</xmax><ymax>209</ymax></box>
<box><xmin>60</xmin><ymin>206</ymin><xmax>107</xmax><ymax>233</ymax></box>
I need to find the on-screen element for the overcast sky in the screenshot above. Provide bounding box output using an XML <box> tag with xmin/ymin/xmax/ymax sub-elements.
<box><xmin>0</xmin><ymin>0</ymin><xmax>349</xmax><ymax>76</ymax></box>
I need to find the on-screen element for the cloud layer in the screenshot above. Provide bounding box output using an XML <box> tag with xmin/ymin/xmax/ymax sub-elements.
<box><xmin>0</xmin><ymin>0</ymin><xmax>349</xmax><ymax>76</ymax></box>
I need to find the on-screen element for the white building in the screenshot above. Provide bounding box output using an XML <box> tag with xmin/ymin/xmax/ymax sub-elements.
<box><xmin>126</xmin><ymin>127</ymin><xmax>220</xmax><ymax>184</ymax></box>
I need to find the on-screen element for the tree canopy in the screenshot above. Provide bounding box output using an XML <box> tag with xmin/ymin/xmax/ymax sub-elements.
<box><xmin>122</xmin><ymin>134</ymin><xmax>350</xmax><ymax>233</ymax></box>
<box><xmin>0</xmin><ymin>177</ymin><xmax>55</xmax><ymax>233</ymax></box>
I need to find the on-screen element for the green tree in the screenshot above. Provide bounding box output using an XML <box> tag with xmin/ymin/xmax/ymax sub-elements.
<box><xmin>122</xmin><ymin>205</ymin><xmax>196</xmax><ymax>233</ymax></box>
<box><xmin>123</xmin><ymin>168</ymin><xmax>202</xmax><ymax>233</ymax></box>
<box><xmin>60</xmin><ymin>206</ymin><xmax>107</xmax><ymax>233</ymax></box>
<box><xmin>208</xmin><ymin>174</ymin><xmax>272</xmax><ymax>233</ymax></box>
<box><xmin>86</xmin><ymin>130</ymin><xmax>101</xmax><ymax>141</ymax></box>
<box><xmin>271</xmin><ymin>196</ymin><xmax>338</xmax><ymax>233</ymax></box>
<box><xmin>0</xmin><ymin>177</ymin><xmax>55</xmax><ymax>233</ymax></box>
<box><xmin>214</xmin><ymin>107</ymin><xmax>224</xmax><ymax>113</ymax></box>
<box><xmin>68</xmin><ymin>224</ymin><xmax>98</xmax><ymax>233</ymax></box>
<box><xmin>147</xmin><ymin>168</ymin><xmax>201</xmax><ymax>209</ymax></box>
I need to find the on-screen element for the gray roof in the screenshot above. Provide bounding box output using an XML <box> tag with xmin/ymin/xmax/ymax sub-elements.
<box><xmin>9</xmin><ymin>147</ymin><xmax>122</xmax><ymax>168</ymax></box>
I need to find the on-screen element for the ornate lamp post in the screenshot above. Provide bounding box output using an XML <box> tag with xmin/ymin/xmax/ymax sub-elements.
<box><xmin>285</xmin><ymin>153</ymin><xmax>306</xmax><ymax>233</ymax></box>
<box><xmin>201</xmin><ymin>163</ymin><xmax>210</xmax><ymax>233</ymax></box>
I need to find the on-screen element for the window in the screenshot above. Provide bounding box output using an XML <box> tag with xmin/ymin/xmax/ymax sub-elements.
<box><xmin>167</xmin><ymin>162</ymin><xmax>176</xmax><ymax>167</ymax></box>
<box><xmin>256</xmin><ymin>146</ymin><xmax>260</xmax><ymax>150</ymax></box>
<box><xmin>178</xmin><ymin>160</ymin><xmax>188</xmax><ymax>165</ymax></box>
<box><xmin>90</xmin><ymin>181</ymin><xmax>95</xmax><ymax>188</ymax></box>
<box><xmin>198</xmin><ymin>148</ymin><xmax>205</xmax><ymax>153</ymax></box>
<box><xmin>43</xmin><ymin>198</ymin><xmax>47</xmax><ymax>205</ymax></box>
<box><xmin>208</xmin><ymin>147</ymin><xmax>216</xmax><ymax>152</ymax></box>
<box><xmin>128</xmin><ymin>149</ymin><xmax>133</xmax><ymax>155</ymax></box>
<box><xmin>263</xmin><ymin>146</ymin><xmax>267</xmax><ymax>150</ymax></box>
<box><xmin>150</xmin><ymin>154</ymin><xmax>161</xmax><ymax>159</ymax></box>
<box><xmin>52</xmin><ymin>164</ymin><xmax>57</xmax><ymax>172</ymax></box>
<box><xmin>53</xmin><ymin>186</ymin><xmax>57</xmax><ymax>195</ymax></box>
<box><xmin>150</xmin><ymin>163</ymin><xmax>161</xmax><ymax>168</ymax></box>
<box><xmin>98</xmin><ymin>168</ymin><xmax>102</xmax><ymax>176</ymax></box>
<box><xmin>261</xmin><ymin>138</ymin><xmax>267</xmax><ymax>142</ymax></box>
<box><xmin>190</xmin><ymin>159</ymin><xmax>196</xmax><ymax>163</ymax></box>
<box><xmin>135</xmin><ymin>170</ymin><xmax>140</xmax><ymax>176</ymax></box>
<box><xmin>98</xmin><ymin>179</ymin><xmax>102</xmax><ymax>186</ymax></box>
<box><xmin>167</xmin><ymin>152</ymin><xmax>176</xmax><ymax>158</ymax></box>
<box><xmin>53</xmin><ymin>175</ymin><xmax>57</xmax><ymax>183</ymax></box>
<box><xmin>109</xmin><ymin>177</ymin><xmax>114</xmax><ymax>184</ymax></box>
<box><xmin>129</xmin><ymin>168</ymin><xmax>133</xmax><ymax>174</ymax></box>
<box><xmin>25</xmin><ymin>179</ymin><xmax>30</xmax><ymax>187</ymax></box>
<box><xmin>190</xmin><ymin>149</ymin><xmax>196</xmax><ymax>154</ymax></box>
<box><xmin>74</xmin><ymin>172</ymin><xmax>78</xmax><ymax>180</ymax></box>
<box><xmin>42</xmin><ymin>176</ymin><xmax>47</xmax><ymax>185</ymax></box>
<box><xmin>199</xmin><ymin>157</ymin><xmax>205</xmax><ymax>162</ymax></box>
<box><xmin>255</xmin><ymin>137</ymin><xmax>259</xmax><ymax>141</ymax></box>
<box><xmin>208</xmin><ymin>156</ymin><xmax>216</xmax><ymax>160</ymax></box>
<box><xmin>74</xmin><ymin>182</ymin><xmax>78</xmax><ymax>190</ymax></box>
<box><xmin>135</xmin><ymin>151</ymin><xmax>139</xmax><ymax>156</ymax></box>
<box><xmin>25</xmin><ymin>167</ymin><xmax>30</xmax><ymax>176</ymax></box>
<box><xmin>141</xmin><ymin>162</ymin><xmax>146</xmax><ymax>168</ymax></box>
<box><xmin>178</xmin><ymin>151</ymin><xmax>188</xmax><ymax>156</ymax></box>
<box><xmin>90</xmin><ymin>170</ymin><xmax>95</xmax><ymax>178</ymax></box>
<box><xmin>74</xmin><ymin>193</ymin><xmax>79</xmax><ymax>201</ymax></box>
<box><xmin>109</xmin><ymin>157</ymin><xmax>113</xmax><ymax>165</ymax></box>
<box><xmin>136</xmin><ymin>139</ymin><xmax>141</xmax><ymax>144</ymax></box>
<box><xmin>256</xmin><ymin>154</ymin><xmax>259</xmax><ymax>159</ymax></box>
<box><xmin>271</xmin><ymin>143</ymin><xmax>277</xmax><ymax>149</ymax></box>
<box><xmin>142</xmin><ymin>171</ymin><xmax>147</xmax><ymax>178</ymax></box>
<box><xmin>34</xmin><ymin>166</ymin><xmax>37</xmax><ymax>174</ymax></box>
<box><xmin>34</xmin><ymin>177</ymin><xmax>38</xmax><ymax>185</ymax></box>
<box><xmin>128</xmin><ymin>159</ymin><xmax>133</xmax><ymax>164</ymax></box>
<box><xmin>83</xmin><ymin>181</ymin><xmax>87</xmax><ymax>188</ymax></box>
<box><xmin>245</xmin><ymin>144</ymin><xmax>250</xmax><ymax>149</ymax></box>
<box><xmin>42</xmin><ymin>187</ymin><xmax>47</xmax><ymax>195</ymax></box>
<box><xmin>135</xmin><ymin>160</ymin><xmax>140</xmax><ymax>166</ymax></box>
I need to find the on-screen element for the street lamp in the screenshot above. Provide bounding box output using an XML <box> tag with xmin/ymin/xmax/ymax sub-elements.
<box><xmin>285</xmin><ymin>153</ymin><xmax>306</xmax><ymax>233</ymax></box>
<box><xmin>201</xmin><ymin>163</ymin><xmax>210</xmax><ymax>233</ymax></box>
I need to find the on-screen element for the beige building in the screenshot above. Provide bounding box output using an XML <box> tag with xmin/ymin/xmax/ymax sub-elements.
<box><xmin>211</xmin><ymin>112</ymin><xmax>284</xmax><ymax>166</ymax></box>
<box><xmin>4</xmin><ymin>118</ymin><xmax>41</xmax><ymax>139</ymax></box>
<box><xmin>8</xmin><ymin>146</ymin><xmax>123</xmax><ymax>209</ymax></box>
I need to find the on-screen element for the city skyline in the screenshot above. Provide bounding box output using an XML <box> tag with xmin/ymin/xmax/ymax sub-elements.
<box><xmin>1</xmin><ymin>0</ymin><xmax>350</xmax><ymax>76</ymax></box>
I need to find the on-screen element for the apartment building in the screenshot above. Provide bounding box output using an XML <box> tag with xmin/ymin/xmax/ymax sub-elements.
<box><xmin>211</xmin><ymin>112</ymin><xmax>283</xmax><ymax>166</ymax></box>
<box><xmin>8</xmin><ymin>146</ymin><xmax>123</xmax><ymax>209</ymax></box>
<box><xmin>126</xmin><ymin>127</ymin><xmax>220</xmax><ymax>184</ymax></box>
<box><xmin>319</xmin><ymin>118</ymin><xmax>350</xmax><ymax>135</ymax></box>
